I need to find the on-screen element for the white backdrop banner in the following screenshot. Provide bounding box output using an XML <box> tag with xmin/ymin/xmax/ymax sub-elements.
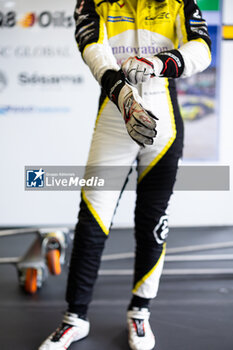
<box><xmin>0</xmin><ymin>0</ymin><xmax>93</xmax><ymax>117</ymax></box>
<box><xmin>0</xmin><ymin>0</ymin><xmax>101</xmax><ymax>226</ymax></box>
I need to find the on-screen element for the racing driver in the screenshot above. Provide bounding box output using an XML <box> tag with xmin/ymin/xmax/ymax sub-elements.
<box><xmin>39</xmin><ymin>0</ymin><xmax>211</xmax><ymax>349</ymax></box>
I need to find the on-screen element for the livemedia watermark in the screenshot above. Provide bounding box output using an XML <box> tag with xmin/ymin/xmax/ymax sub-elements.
<box><xmin>25</xmin><ymin>165</ymin><xmax>230</xmax><ymax>191</ymax></box>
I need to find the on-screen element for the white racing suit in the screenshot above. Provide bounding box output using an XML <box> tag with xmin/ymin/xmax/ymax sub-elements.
<box><xmin>66</xmin><ymin>0</ymin><xmax>211</xmax><ymax>313</ymax></box>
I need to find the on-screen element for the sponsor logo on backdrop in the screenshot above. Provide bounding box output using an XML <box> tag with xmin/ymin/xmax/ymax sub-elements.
<box><xmin>0</xmin><ymin>11</ymin><xmax>16</xmax><ymax>27</ymax></box>
<box><xmin>0</xmin><ymin>71</ymin><xmax>7</xmax><ymax>92</ymax></box>
<box><xmin>0</xmin><ymin>46</ymin><xmax>71</xmax><ymax>58</ymax></box>
<box><xmin>0</xmin><ymin>105</ymin><xmax>71</xmax><ymax>115</ymax></box>
<box><xmin>18</xmin><ymin>73</ymin><xmax>83</xmax><ymax>86</ymax></box>
<box><xmin>26</xmin><ymin>169</ymin><xmax>45</xmax><ymax>188</ymax></box>
<box><xmin>19</xmin><ymin>13</ymin><xmax>36</xmax><ymax>27</ymax></box>
<box><xmin>0</xmin><ymin>11</ymin><xmax>74</xmax><ymax>28</ymax></box>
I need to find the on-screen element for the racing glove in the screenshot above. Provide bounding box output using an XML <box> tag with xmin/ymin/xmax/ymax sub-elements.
<box><xmin>122</xmin><ymin>49</ymin><xmax>185</xmax><ymax>84</ymax></box>
<box><xmin>101</xmin><ymin>69</ymin><xmax>157</xmax><ymax>147</ymax></box>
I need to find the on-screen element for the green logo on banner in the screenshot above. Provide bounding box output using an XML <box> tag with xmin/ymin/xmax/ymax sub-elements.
<box><xmin>197</xmin><ymin>0</ymin><xmax>220</xmax><ymax>11</ymax></box>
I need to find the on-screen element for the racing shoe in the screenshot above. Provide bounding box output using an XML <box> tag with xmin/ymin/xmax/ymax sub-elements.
<box><xmin>127</xmin><ymin>307</ymin><xmax>155</xmax><ymax>350</ymax></box>
<box><xmin>38</xmin><ymin>312</ymin><xmax>90</xmax><ymax>350</ymax></box>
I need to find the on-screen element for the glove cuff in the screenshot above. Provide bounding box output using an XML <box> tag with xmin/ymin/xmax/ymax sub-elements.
<box><xmin>155</xmin><ymin>49</ymin><xmax>185</xmax><ymax>78</ymax></box>
<box><xmin>101</xmin><ymin>69</ymin><xmax>126</xmax><ymax>106</ymax></box>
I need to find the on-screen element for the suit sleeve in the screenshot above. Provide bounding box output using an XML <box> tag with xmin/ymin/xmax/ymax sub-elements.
<box><xmin>74</xmin><ymin>0</ymin><xmax>119</xmax><ymax>84</ymax></box>
<box><xmin>176</xmin><ymin>0</ymin><xmax>212</xmax><ymax>77</ymax></box>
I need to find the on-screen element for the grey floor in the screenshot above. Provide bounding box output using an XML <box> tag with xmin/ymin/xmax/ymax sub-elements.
<box><xmin>0</xmin><ymin>227</ymin><xmax>233</xmax><ymax>350</ymax></box>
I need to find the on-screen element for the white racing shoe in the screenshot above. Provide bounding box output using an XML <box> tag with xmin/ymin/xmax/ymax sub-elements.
<box><xmin>127</xmin><ymin>307</ymin><xmax>155</xmax><ymax>350</ymax></box>
<box><xmin>38</xmin><ymin>312</ymin><xmax>90</xmax><ymax>350</ymax></box>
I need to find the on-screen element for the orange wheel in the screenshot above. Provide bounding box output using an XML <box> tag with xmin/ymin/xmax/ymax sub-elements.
<box><xmin>47</xmin><ymin>249</ymin><xmax>61</xmax><ymax>275</ymax></box>
<box><xmin>25</xmin><ymin>268</ymin><xmax>37</xmax><ymax>294</ymax></box>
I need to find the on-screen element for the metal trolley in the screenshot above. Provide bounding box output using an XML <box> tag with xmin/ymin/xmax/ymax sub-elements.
<box><xmin>0</xmin><ymin>227</ymin><xmax>71</xmax><ymax>294</ymax></box>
